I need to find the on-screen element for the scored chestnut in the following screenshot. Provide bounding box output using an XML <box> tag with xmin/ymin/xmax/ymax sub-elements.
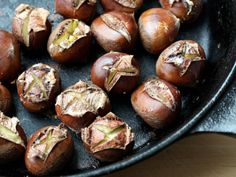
<box><xmin>156</xmin><ymin>40</ymin><xmax>206</xmax><ymax>87</ymax></box>
<box><xmin>159</xmin><ymin>0</ymin><xmax>203</xmax><ymax>23</ymax></box>
<box><xmin>25</xmin><ymin>124</ymin><xmax>74</xmax><ymax>176</ymax></box>
<box><xmin>91</xmin><ymin>11</ymin><xmax>138</xmax><ymax>52</ymax></box>
<box><xmin>48</xmin><ymin>19</ymin><xmax>92</xmax><ymax>64</ymax></box>
<box><xmin>55</xmin><ymin>0</ymin><xmax>97</xmax><ymax>23</ymax></box>
<box><xmin>12</xmin><ymin>4</ymin><xmax>51</xmax><ymax>51</ymax></box>
<box><xmin>138</xmin><ymin>8</ymin><xmax>180</xmax><ymax>55</ymax></box>
<box><xmin>17</xmin><ymin>63</ymin><xmax>61</xmax><ymax>113</ymax></box>
<box><xmin>55</xmin><ymin>80</ymin><xmax>111</xmax><ymax>133</ymax></box>
<box><xmin>131</xmin><ymin>78</ymin><xmax>181</xmax><ymax>129</ymax></box>
<box><xmin>81</xmin><ymin>112</ymin><xmax>134</xmax><ymax>162</ymax></box>
<box><xmin>0</xmin><ymin>30</ymin><xmax>21</xmax><ymax>83</ymax></box>
<box><xmin>91</xmin><ymin>52</ymin><xmax>140</xmax><ymax>94</ymax></box>
<box><xmin>0</xmin><ymin>84</ymin><xmax>12</xmax><ymax>113</ymax></box>
<box><xmin>0</xmin><ymin>111</ymin><xmax>27</xmax><ymax>164</ymax></box>
<box><xmin>101</xmin><ymin>0</ymin><xmax>143</xmax><ymax>13</ymax></box>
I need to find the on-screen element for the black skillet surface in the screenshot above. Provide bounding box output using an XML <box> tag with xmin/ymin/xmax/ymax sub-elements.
<box><xmin>0</xmin><ymin>0</ymin><xmax>236</xmax><ymax>176</ymax></box>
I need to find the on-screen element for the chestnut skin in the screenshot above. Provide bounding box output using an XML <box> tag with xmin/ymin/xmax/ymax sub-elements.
<box><xmin>131</xmin><ymin>78</ymin><xmax>181</xmax><ymax>129</ymax></box>
<box><xmin>156</xmin><ymin>40</ymin><xmax>206</xmax><ymax>87</ymax></box>
<box><xmin>0</xmin><ymin>30</ymin><xmax>21</xmax><ymax>83</ymax></box>
<box><xmin>159</xmin><ymin>0</ymin><xmax>203</xmax><ymax>23</ymax></box>
<box><xmin>101</xmin><ymin>0</ymin><xmax>143</xmax><ymax>13</ymax></box>
<box><xmin>55</xmin><ymin>0</ymin><xmax>96</xmax><ymax>23</ymax></box>
<box><xmin>138</xmin><ymin>8</ymin><xmax>180</xmax><ymax>55</ymax></box>
<box><xmin>91</xmin><ymin>11</ymin><xmax>138</xmax><ymax>52</ymax></box>
<box><xmin>0</xmin><ymin>85</ymin><xmax>12</xmax><ymax>113</ymax></box>
<box><xmin>91</xmin><ymin>52</ymin><xmax>140</xmax><ymax>94</ymax></box>
<box><xmin>25</xmin><ymin>125</ymin><xmax>74</xmax><ymax>176</ymax></box>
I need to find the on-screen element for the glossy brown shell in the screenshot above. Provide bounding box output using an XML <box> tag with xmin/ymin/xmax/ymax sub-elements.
<box><xmin>0</xmin><ymin>85</ymin><xmax>12</xmax><ymax>113</ymax></box>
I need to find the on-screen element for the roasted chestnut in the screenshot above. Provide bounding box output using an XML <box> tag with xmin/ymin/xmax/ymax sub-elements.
<box><xmin>131</xmin><ymin>78</ymin><xmax>181</xmax><ymax>129</ymax></box>
<box><xmin>55</xmin><ymin>81</ymin><xmax>111</xmax><ymax>133</ymax></box>
<box><xmin>156</xmin><ymin>40</ymin><xmax>206</xmax><ymax>87</ymax></box>
<box><xmin>81</xmin><ymin>112</ymin><xmax>134</xmax><ymax>162</ymax></box>
<box><xmin>138</xmin><ymin>8</ymin><xmax>180</xmax><ymax>55</ymax></box>
<box><xmin>91</xmin><ymin>52</ymin><xmax>140</xmax><ymax>94</ymax></box>
<box><xmin>0</xmin><ymin>84</ymin><xmax>12</xmax><ymax>113</ymax></box>
<box><xmin>55</xmin><ymin>0</ymin><xmax>97</xmax><ymax>23</ymax></box>
<box><xmin>48</xmin><ymin>19</ymin><xmax>92</xmax><ymax>64</ymax></box>
<box><xmin>159</xmin><ymin>0</ymin><xmax>203</xmax><ymax>23</ymax></box>
<box><xmin>0</xmin><ymin>111</ymin><xmax>27</xmax><ymax>164</ymax></box>
<box><xmin>0</xmin><ymin>30</ymin><xmax>21</xmax><ymax>83</ymax></box>
<box><xmin>101</xmin><ymin>0</ymin><xmax>143</xmax><ymax>13</ymax></box>
<box><xmin>91</xmin><ymin>11</ymin><xmax>138</xmax><ymax>52</ymax></box>
<box><xmin>17</xmin><ymin>63</ymin><xmax>61</xmax><ymax>113</ymax></box>
<box><xmin>25</xmin><ymin>124</ymin><xmax>74</xmax><ymax>176</ymax></box>
<box><xmin>12</xmin><ymin>4</ymin><xmax>51</xmax><ymax>51</ymax></box>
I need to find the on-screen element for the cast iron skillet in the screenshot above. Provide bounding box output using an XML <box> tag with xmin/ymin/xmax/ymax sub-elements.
<box><xmin>0</xmin><ymin>0</ymin><xmax>235</xmax><ymax>176</ymax></box>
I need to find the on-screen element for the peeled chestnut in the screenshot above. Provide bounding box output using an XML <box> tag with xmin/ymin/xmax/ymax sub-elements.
<box><xmin>55</xmin><ymin>80</ymin><xmax>111</xmax><ymax>133</ymax></box>
<box><xmin>0</xmin><ymin>84</ymin><xmax>12</xmax><ymax>113</ymax></box>
<box><xmin>48</xmin><ymin>19</ymin><xmax>92</xmax><ymax>64</ymax></box>
<box><xmin>156</xmin><ymin>40</ymin><xmax>206</xmax><ymax>87</ymax></box>
<box><xmin>0</xmin><ymin>30</ymin><xmax>21</xmax><ymax>83</ymax></box>
<box><xmin>12</xmin><ymin>4</ymin><xmax>51</xmax><ymax>51</ymax></box>
<box><xmin>159</xmin><ymin>0</ymin><xmax>203</xmax><ymax>23</ymax></box>
<box><xmin>131</xmin><ymin>78</ymin><xmax>181</xmax><ymax>129</ymax></box>
<box><xmin>0</xmin><ymin>111</ymin><xmax>27</xmax><ymax>164</ymax></box>
<box><xmin>25</xmin><ymin>124</ymin><xmax>74</xmax><ymax>176</ymax></box>
<box><xmin>101</xmin><ymin>0</ymin><xmax>143</xmax><ymax>13</ymax></box>
<box><xmin>91</xmin><ymin>52</ymin><xmax>140</xmax><ymax>94</ymax></box>
<box><xmin>91</xmin><ymin>11</ymin><xmax>138</xmax><ymax>52</ymax></box>
<box><xmin>81</xmin><ymin>112</ymin><xmax>134</xmax><ymax>162</ymax></box>
<box><xmin>55</xmin><ymin>0</ymin><xmax>96</xmax><ymax>23</ymax></box>
<box><xmin>17</xmin><ymin>63</ymin><xmax>61</xmax><ymax>113</ymax></box>
<box><xmin>138</xmin><ymin>8</ymin><xmax>180</xmax><ymax>55</ymax></box>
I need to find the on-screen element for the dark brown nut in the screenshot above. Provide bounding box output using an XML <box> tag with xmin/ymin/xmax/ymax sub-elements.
<box><xmin>12</xmin><ymin>4</ymin><xmax>51</xmax><ymax>51</ymax></box>
<box><xmin>55</xmin><ymin>0</ymin><xmax>97</xmax><ymax>23</ymax></box>
<box><xmin>25</xmin><ymin>124</ymin><xmax>74</xmax><ymax>176</ymax></box>
<box><xmin>17</xmin><ymin>63</ymin><xmax>61</xmax><ymax>113</ymax></box>
<box><xmin>0</xmin><ymin>30</ymin><xmax>21</xmax><ymax>83</ymax></box>
<box><xmin>91</xmin><ymin>52</ymin><xmax>140</xmax><ymax>94</ymax></box>
<box><xmin>156</xmin><ymin>40</ymin><xmax>206</xmax><ymax>87</ymax></box>
<box><xmin>0</xmin><ymin>85</ymin><xmax>12</xmax><ymax>113</ymax></box>
<box><xmin>138</xmin><ymin>8</ymin><xmax>180</xmax><ymax>55</ymax></box>
<box><xmin>101</xmin><ymin>0</ymin><xmax>143</xmax><ymax>13</ymax></box>
<box><xmin>91</xmin><ymin>11</ymin><xmax>138</xmax><ymax>52</ymax></box>
<box><xmin>55</xmin><ymin>81</ymin><xmax>111</xmax><ymax>133</ymax></box>
<box><xmin>48</xmin><ymin>19</ymin><xmax>92</xmax><ymax>64</ymax></box>
<box><xmin>131</xmin><ymin>78</ymin><xmax>181</xmax><ymax>129</ymax></box>
<box><xmin>0</xmin><ymin>112</ymin><xmax>27</xmax><ymax>164</ymax></box>
<box><xmin>81</xmin><ymin>112</ymin><xmax>134</xmax><ymax>162</ymax></box>
<box><xmin>159</xmin><ymin>0</ymin><xmax>203</xmax><ymax>23</ymax></box>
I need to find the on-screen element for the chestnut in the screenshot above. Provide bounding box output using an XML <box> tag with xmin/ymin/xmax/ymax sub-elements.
<box><xmin>25</xmin><ymin>124</ymin><xmax>74</xmax><ymax>176</ymax></box>
<box><xmin>91</xmin><ymin>11</ymin><xmax>138</xmax><ymax>52</ymax></box>
<box><xmin>55</xmin><ymin>80</ymin><xmax>111</xmax><ymax>133</ymax></box>
<box><xmin>131</xmin><ymin>78</ymin><xmax>181</xmax><ymax>129</ymax></box>
<box><xmin>0</xmin><ymin>30</ymin><xmax>21</xmax><ymax>83</ymax></box>
<box><xmin>55</xmin><ymin>0</ymin><xmax>97</xmax><ymax>23</ymax></box>
<box><xmin>0</xmin><ymin>84</ymin><xmax>12</xmax><ymax>114</ymax></box>
<box><xmin>159</xmin><ymin>0</ymin><xmax>203</xmax><ymax>23</ymax></box>
<box><xmin>17</xmin><ymin>63</ymin><xmax>61</xmax><ymax>113</ymax></box>
<box><xmin>156</xmin><ymin>40</ymin><xmax>206</xmax><ymax>87</ymax></box>
<box><xmin>101</xmin><ymin>0</ymin><xmax>143</xmax><ymax>13</ymax></box>
<box><xmin>81</xmin><ymin>112</ymin><xmax>134</xmax><ymax>162</ymax></box>
<box><xmin>91</xmin><ymin>52</ymin><xmax>140</xmax><ymax>94</ymax></box>
<box><xmin>12</xmin><ymin>4</ymin><xmax>51</xmax><ymax>51</ymax></box>
<box><xmin>138</xmin><ymin>8</ymin><xmax>180</xmax><ymax>55</ymax></box>
<box><xmin>48</xmin><ymin>19</ymin><xmax>92</xmax><ymax>64</ymax></box>
<box><xmin>0</xmin><ymin>111</ymin><xmax>27</xmax><ymax>164</ymax></box>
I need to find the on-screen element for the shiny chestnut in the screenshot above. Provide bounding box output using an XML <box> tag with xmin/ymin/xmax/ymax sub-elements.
<box><xmin>91</xmin><ymin>11</ymin><xmax>138</xmax><ymax>52</ymax></box>
<box><xmin>156</xmin><ymin>40</ymin><xmax>206</xmax><ymax>87</ymax></box>
<box><xmin>0</xmin><ymin>84</ymin><xmax>12</xmax><ymax>113</ymax></box>
<box><xmin>81</xmin><ymin>112</ymin><xmax>134</xmax><ymax>162</ymax></box>
<box><xmin>91</xmin><ymin>52</ymin><xmax>140</xmax><ymax>94</ymax></box>
<box><xmin>131</xmin><ymin>78</ymin><xmax>181</xmax><ymax>129</ymax></box>
<box><xmin>139</xmin><ymin>8</ymin><xmax>180</xmax><ymax>54</ymax></box>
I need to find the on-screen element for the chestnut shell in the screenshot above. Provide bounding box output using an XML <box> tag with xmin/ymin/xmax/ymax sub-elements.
<box><xmin>0</xmin><ymin>85</ymin><xmax>12</xmax><ymax>113</ymax></box>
